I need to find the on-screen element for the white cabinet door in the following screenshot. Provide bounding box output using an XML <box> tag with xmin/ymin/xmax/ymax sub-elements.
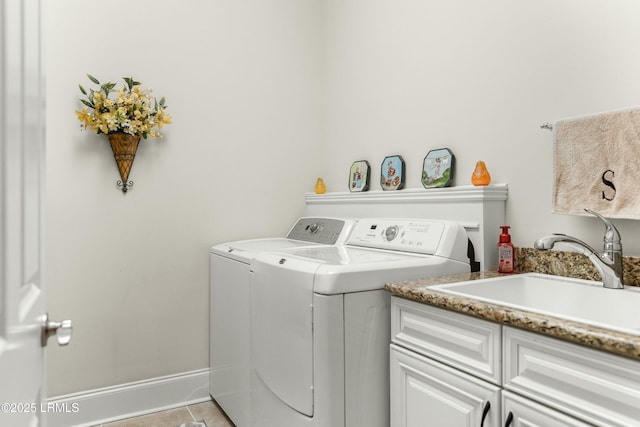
<box><xmin>502</xmin><ymin>391</ymin><xmax>591</xmax><ymax>427</ymax></box>
<box><xmin>391</xmin><ymin>344</ymin><xmax>500</xmax><ymax>427</ymax></box>
<box><xmin>504</xmin><ymin>326</ymin><xmax>640</xmax><ymax>426</ymax></box>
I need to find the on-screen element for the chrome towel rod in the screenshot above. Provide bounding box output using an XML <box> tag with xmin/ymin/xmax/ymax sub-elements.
<box><xmin>540</xmin><ymin>123</ymin><xmax>553</xmax><ymax>131</ymax></box>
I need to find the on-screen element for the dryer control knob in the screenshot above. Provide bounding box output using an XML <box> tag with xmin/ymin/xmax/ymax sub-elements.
<box><xmin>385</xmin><ymin>226</ymin><xmax>399</xmax><ymax>241</ymax></box>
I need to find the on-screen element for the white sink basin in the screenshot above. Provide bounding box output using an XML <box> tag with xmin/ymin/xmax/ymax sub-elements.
<box><xmin>432</xmin><ymin>273</ymin><xmax>640</xmax><ymax>335</ymax></box>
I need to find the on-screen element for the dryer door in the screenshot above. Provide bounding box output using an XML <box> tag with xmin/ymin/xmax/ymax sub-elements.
<box><xmin>250</xmin><ymin>253</ymin><xmax>318</xmax><ymax>417</ymax></box>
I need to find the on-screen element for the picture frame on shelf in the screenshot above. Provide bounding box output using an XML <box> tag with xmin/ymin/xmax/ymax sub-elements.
<box><xmin>422</xmin><ymin>148</ymin><xmax>455</xmax><ymax>188</ymax></box>
<box><xmin>380</xmin><ymin>155</ymin><xmax>405</xmax><ymax>191</ymax></box>
<box><xmin>349</xmin><ymin>160</ymin><xmax>370</xmax><ymax>192</ymax></box>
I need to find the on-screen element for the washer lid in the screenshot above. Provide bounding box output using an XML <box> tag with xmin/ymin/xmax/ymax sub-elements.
<box><xmin>209</xmin><ymin>217</ymin><xmax>357</xmax><ymax>259</ymax></box>
<box><xmin>210</xmin><ymin>238</ymin><xmax>326</xmax><ymax>262</ymax></box>
<box><xmin>227</xmin><ymin>238</ymin><xmax>324</xmax><ymax>253</ymax></box>
<box><xmin>254</xmin><ymin>247</ymin><xmax>469</xmax><ymax>294</ymax></box>
<box><xmin>275</xmin><ymin>245</ymin><xmax>421</xmax><ymax>265</ymax></box>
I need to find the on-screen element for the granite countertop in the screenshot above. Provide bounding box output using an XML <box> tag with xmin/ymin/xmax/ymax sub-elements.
<box><xmin>384</xmin><ymin>271</ymin><xmax>640</xmax><ymax>361</ymax></box>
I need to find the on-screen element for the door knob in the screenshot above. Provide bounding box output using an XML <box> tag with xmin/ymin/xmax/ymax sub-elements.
<box><xmin>41</xmin><ymin>313</ymin><xmax>73</xmax><ymax>347</ymax></box>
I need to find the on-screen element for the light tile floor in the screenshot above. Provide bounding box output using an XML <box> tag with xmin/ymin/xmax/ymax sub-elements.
<box><xmin>95</xmin><ymin>399</ymin><xmax>234</xmax><ymax>427</ymax></box>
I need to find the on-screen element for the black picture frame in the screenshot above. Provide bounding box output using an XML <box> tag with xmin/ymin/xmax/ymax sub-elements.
<box><xmin>349</xmin><ymin>160</ymin><xmax>371</xmax><ymax>192</ymax></box>
<box><xmin>380</xmin><ymin>155</ymin><xmax>405</xmax><ymax>191</ymax></box>
<box><xmin>422</xmin><ymin>148</ymin><xmax>455</xmax><ymax>188</ymax></box>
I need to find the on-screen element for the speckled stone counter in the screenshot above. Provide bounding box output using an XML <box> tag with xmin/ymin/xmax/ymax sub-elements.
<box><xmin>384</xmin><ymin>251</ymin><xmax>640</xmax><ymax>361</ymax></box>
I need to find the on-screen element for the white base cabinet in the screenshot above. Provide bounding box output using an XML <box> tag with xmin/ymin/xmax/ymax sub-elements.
<box><xmin>504</xmin><ymin>326</ymin><xmax>640</xmax><ymax>426</ymax></box>
<box><xmin>391</xmin><ymin>344</ymin><xmax>499</xmax><ymax>427</ymax></box>
<box><xmin>502</xmin><ymin>391</ymin><xmax>591</xmax><ymax>427</ymax></box>
<box><xmin>390</xmin><ymin>297</ymin><xmax>640</xmax><ymax>427</ymax></box>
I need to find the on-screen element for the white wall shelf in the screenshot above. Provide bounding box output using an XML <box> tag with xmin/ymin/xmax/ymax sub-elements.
<box><xmin>305</xmin><ymin>184</ymin><xmax>508</xmax><ymax>205</ymax></box>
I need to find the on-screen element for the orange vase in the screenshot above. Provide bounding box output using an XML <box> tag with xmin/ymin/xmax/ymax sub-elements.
<box><xmin>471</xmin><ymin>161</ymin><xmax>491</xmax><ymax>186</ymax></box>
<box><xmin>314</xmin><ymin>177</ymin><xmax>326</xmax><ymax>194</ymax></box>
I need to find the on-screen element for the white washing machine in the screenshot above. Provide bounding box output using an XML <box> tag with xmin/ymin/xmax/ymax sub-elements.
<box><xmin>249</xmin><ymin>218</ymin><xmax>471</xmax><ymax>426</ymax></box>
<box><xmin>210</xmin><ymin>217</ymin><xmax>357</xmax><ymax>427</ymax></box>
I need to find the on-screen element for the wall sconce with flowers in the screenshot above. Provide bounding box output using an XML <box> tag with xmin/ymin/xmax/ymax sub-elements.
<box><xmin>75</xmin><ymin>74</ymin><xmax>171</xmax><ymax>193</ymax></box>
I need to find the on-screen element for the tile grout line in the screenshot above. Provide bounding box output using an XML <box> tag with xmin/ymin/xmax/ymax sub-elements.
<box><xmin>185</xmin><ymin>404</ymin><xmax>197</xmax><ymax>422</ymax></box>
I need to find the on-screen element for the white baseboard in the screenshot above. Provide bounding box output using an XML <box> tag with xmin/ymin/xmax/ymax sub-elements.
<box><xmin>46</xmin><ymin>368</ymin><xmax>210</xmax><ymax>427</ymax></box>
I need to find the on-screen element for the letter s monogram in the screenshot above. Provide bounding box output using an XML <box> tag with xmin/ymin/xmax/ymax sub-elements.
<box><xmin>602</xmin><ymin>170</ymin><xmax>616</xmax><ymax>201</ymax></box>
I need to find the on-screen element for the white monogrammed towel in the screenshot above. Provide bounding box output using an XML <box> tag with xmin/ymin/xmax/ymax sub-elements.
<box><xmin>553</xmin><ymin>107</ymin><xmax>640</xmax><ymax>219</ymax></box>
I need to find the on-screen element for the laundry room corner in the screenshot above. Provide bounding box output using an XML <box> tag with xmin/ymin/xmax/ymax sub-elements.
<box><xmin>44</xmin><ymin>0</ymin><xmax>325</xmax><ymax>414</ymax></box>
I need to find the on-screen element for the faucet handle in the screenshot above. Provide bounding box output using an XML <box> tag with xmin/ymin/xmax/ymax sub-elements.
<box><xmin>584</xmin><ymin>208</ymin><xmax>622</xmax><ymax>249</ymax></box>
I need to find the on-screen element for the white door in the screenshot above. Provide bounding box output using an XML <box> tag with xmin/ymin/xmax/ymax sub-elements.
<box><xmin>390</xmin><ymin>344</ymin><xmax>500</xmax><ymax>427</ymax></box>
<box><xmin>1</xmin><ymin>1</ymin><xmax>71</xmax><ymax>426</ymax></box>
<box><xmin>502</xmin><ymin>391</ymin><xmax>591</xmax><ymax>427</ymax></box>
<box><xmin>250</xmin><ymin>253</ymin><xmax>317</xmax><ymax>420</ymax></box>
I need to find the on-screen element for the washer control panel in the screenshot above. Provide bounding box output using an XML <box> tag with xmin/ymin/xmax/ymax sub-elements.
<box><xmin>286</xmin><ymin>217</ymin><xmax>354</xmax><ymax>245</ymax></box>
<box><xmin>347</xmin><ymin>218</ymin><xmax>448</xmax><ymax>254</ymax></box>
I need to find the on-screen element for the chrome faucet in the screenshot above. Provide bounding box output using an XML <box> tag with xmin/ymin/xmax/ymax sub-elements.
<box><xmin>534</xmin><ymin>208</ymin><xmax>624</xmax><ymax>289</ymax></box>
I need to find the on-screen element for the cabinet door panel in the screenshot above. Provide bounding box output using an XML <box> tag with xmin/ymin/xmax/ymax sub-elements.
<box><xmin>391</xmin><ymin>344</ymin><xmax>500</xmax><ymax>427</ymax></box>
<box><xmin>504</xmin><ymin>327</ymin><xmax>640</xmax><ymax>427</ymax></box>
<box><xmin>391</xmin><ymin>297</ymin><xmax>501</xmax><ymax>384</ymax></box>
<box><xmin>502</xmin><ymin>390</ymin><xmax>591</xmax><ymax>427</ymax></box>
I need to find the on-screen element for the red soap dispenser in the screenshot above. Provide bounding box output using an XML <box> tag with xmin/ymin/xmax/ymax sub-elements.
<box><xmin>497</xmin><ymin>225</ymin><xmax>514</xmax><ymax>273</ymax></box>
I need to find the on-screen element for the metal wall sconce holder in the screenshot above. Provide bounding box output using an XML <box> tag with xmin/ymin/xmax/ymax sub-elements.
<box><xmin>107</xmin><ymin>132</ymin><xmax>141</xmax><ymax>193</ymax></box>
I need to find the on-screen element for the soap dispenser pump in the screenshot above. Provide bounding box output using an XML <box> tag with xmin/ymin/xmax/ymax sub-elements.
<box><xmin>497</xmin><ymin>225</ymin><xmax>514</xmax><ymax>273</ymax></box>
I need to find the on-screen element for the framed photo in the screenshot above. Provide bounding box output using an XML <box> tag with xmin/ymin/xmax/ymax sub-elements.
<box><xmin>349</xmin><ymin>160</ymin><xmax>370</xmax><ymax>192</ymax></box>
<box><xmin>380</xmin><ymin>155</ymin><xmax>405</xmax><ymax>191</ymax></box>
<box><xmin>422</xmin><ymin>148</ymin><xmax>455</xmax><ymax>188</ymax></box>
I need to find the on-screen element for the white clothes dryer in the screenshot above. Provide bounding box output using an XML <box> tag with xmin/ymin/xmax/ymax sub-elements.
<box><xmin>249</xmin><ymin>218</ymin><xmax>470</xmax><ymax>427</ymax></box>
<box><xmin>210</xmin><ymin>217</ymin><xmax>356</xmax><ymax>427</ymax></box>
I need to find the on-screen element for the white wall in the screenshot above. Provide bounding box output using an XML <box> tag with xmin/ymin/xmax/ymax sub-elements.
<box><xmin>46</xmin><ymin>0</ymin><xmax>640</xmax><ymax>399</ymax></box>
<box><xmin>45</xmin><ymin>0</ymin><xmax>323</xmax><ymax>396</ymax></box>
<box><xmin>322</xmin><ymin>0</ymin><xmax>640</xmax><ymax>253</ymax></box>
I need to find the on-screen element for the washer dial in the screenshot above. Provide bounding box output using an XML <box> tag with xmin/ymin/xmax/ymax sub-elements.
<box><xmin>384</xmin><ymin>225</ymin><xmax>399</xmax><ymax>241</ymax></box>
